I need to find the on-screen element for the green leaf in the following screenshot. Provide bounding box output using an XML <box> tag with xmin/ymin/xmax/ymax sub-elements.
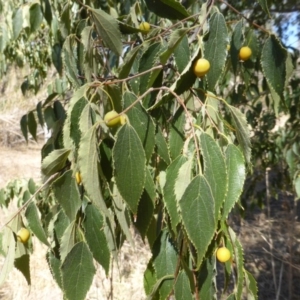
<box><xmin>200</xmin><ymin>132</ymin><xmax>227</xmax><ymax>222</ymax></box>
<box><xmin>62</xmin><ymin>34</ymin><xmax>82</xmax><ymax>88</ymax></box>
<box><xmin>244</xmin><ymin>269</ymin><xmax>258</xmax><ymax>300</ymax></box>
<box><xmin>144</xmin><ymin>0</ymin><xmax>190</xmax><ymax>20</ymax></box>
<box><xmin>81</xmin><ymin>25</ymin><xmax>93</xmax><ymax>83</ymax></box>
<box><xmin>0</xmin><ymin>229</ymin><xmax>15</xmax><ymax>286</ymax></box>
<box><xmin>144</xmin><ymin>261</ymin><xmax>157</xmax><ymax>297</ymax></box>
<box><xmin>61</xmin><ymin>242</ymin><xmax>96</xmax><ymax>300</ymax></box>
<box><xmin>60</xmin><ymin>221</ymin><xmax>76</xmax><ymax>263</ymax></box>
<box><xmin>83</xmin><ymin>204</ymin><xmax>110</xmax><ymax>275</ymax></box>
<box><xmin>27</xmin><ymin>111</ymin><xmax>37</xmax><ymax>141</ymax></box>
<box><xmin>52</xmin><ymin>44</ymin><xmax>62</xmax><ymax>75</ymax></box>
<box><xmin>152</xmin><ymin>230</ymin><xmax>177</xmax><ymax>299</ymax></box>
<box><xmin>40</xmin><ymin>0</ymin><xmax>52</xmax><ymax>25</ymax></box>
<box><xmin>174</xmin><ymin>270</ymin><xmax>193</xmax><ymax>300</ymax></box>
<box><xmin>204</xmin><ymin>11</ymin><xmax>228</xmax><ymax>90</ymax></box>
<box><xmin>53</xmin><ymin>209</ymin><xmax>70</xmax><ymax>243</ymax></box>
<box><xmin>78</xmin><ymin>126</ymin><xmax>109</xmax><ymax>217</ymax></box>
<box><xmin>52</xmin><ymin>170</ymin><xmax>81</xmax><ymax>222</ymax></box>
<box><xmin>155</xmin><ymin>126</ymin><xmax>171</xmax><ymax>164</ymax></box>
<box><xmin>123</xmin><ymin>92</ymin><xmax>155</xmax><ymax>161</ymax></box>
<box><xmin>295</xmin><ymin>176</ymin><xmax>300</xmax><ymax>199</ymax></box>
<box><xmin>113</xmin><ymin>124</ymin><xmax>146</xmax><ymax>214</ymax></box>
<box><xmin>169</xmin><ymin>107</ymin><xmax>185</xmax><ymax>160</ymax></box>
<box><xmin>222</xmin><ymin>144</ymin><xmax>245</xmax><ymax>220</ymax></box>
<box><xmin>63</xmin><ymin>85</ymin><xmax>88</xmax><ymax>152</ymax></box>
<box><xmin>14</xmin><ymin>254</ymin><xmax>31</xmax><ymax>285</ymax></box>
<box><xmin>160</xmin><ymin>28</ymin><xmax>189</xmax><ymax>64</ymax></box>
<box><xmin>13</xmin><ymin>7</ymin><xmax>23</xmax><ymax>40</ymax></box>
<box><xmin>47</xmin><ymin>251</ymin><xmax>62</xmax><ymax>289</ymax></box>
<box><xmin>111</xmin><ymin>184</ymin><xmax>134</xmax><ymax>246</ymax></box>
<box><xmin>60</xmin><ymin>3</ymin><xmax>71</xmax><ymax>38</ymax></box>
<box><xmin>118</xmin><ymin>45</ymin><xmax>141</xmax><ymax>79</ymax></box>
<box><xmin>174</xmin><ymin>34</ymin><xmax>190</xmax><ymax>73</ymax></box>
<box><xmin>41</xmin><ymin>148</ymin><xmax>71</xmax><ymax>176</ymax></box>
<box><xmin>104</xmin><ymin>84</ymin><xmax>122</xmax><ymax>114</ymax></box>
<box><xmin>28</xmin><ymin>178</ymin><xmax>36</xmax><ymax>195</ymax></box>
<box><xmin>79</xmin><ymin>102</ymin><xmax>97</xmax><ymax>137</ymax></box>
<box><xmin>70</xmin><ymin>97</ymin><xmax>89</xmax><ymax>149</ymax></box>
<box><xmin>179</xmin><ymin>175</ymin><xmax>215</xmax><ymax>269</ymax></box>
<box><xmin>29</xmin><ymin>3</ymin><xmax>43</xmax><ymax>33</ymax></box>
<box><xmin>228</xmin><ymin>227</ymin><xmax>244</xmax><ymax>299</ymax></box>
<box><xmin>138</xmin><ymin>42</ymin><xmax>162</xmax><ymax>95</ymax></box>
<box><xmin>261</xmin><ymin>35</ymin><xmax>287</xmax><ymax>100</ymax></box>
<box><xmin>0</xmin><ymin>24</ymin><xmax>8</xmax><ymax>53</ymax></box>
<box><xmin>228</xmin><ymin>105</ymin><xmax>252</xmax><ymax>165</ymax></box>
<box><xmin>257</xmin><ymin>0</ymin><xmax>270</xmax><ymax>17</ymax></box>
<box><xmin>198</xmin><ymin>257</ymin><xmax>217</xmax><ymax>300</ymax></box>
<box><xmin>36</xmin><ymin>102</ymin><xmax>44</xmax><ymax>127</ymax></box>
<box><xmin>25</xmin><ymin>202</ymin><xmax>50</xmax><ymax>246</ymax></box>
<box><xmin>174</xmin><ymin>156</ymin><xmax>194</xmax><ymax>203</ymax></box>
<box><xmin>89</xmin><ymin>7</ymin><xmax>123</xmax><ymax>56</ymax></box>
<box><xmin>20</xmin><ymin>114</ymin><xmax>28</xmax><ymax>142</ymax></box>
<box><xmin>135</xmin><ymin>168</ymin><xmax>155</xmax><ymax>239</ymax></box>
<box><xmin>230</xmin><ymin>20</ymin><xmax>243</xmax><ymax>74</ymax></box>
<box><xmin>163</xmin><ymin>155</ymin><xmax>188</xmax><ymax>231</ymax></box>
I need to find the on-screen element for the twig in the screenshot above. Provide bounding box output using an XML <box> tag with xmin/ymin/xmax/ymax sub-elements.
<box><xmin>275</xmin><ymin>262</ymin><xmax>284</xmax><ymax>300</ymax></box>
<box><xmin>0</xmin><ymin>172</ymin><xmax>59</xmax><ymax>231</ymax></box>
<box><xmin>261</xmin><ymin>247</ymin><xmax>300</xmax><ymax>271</ymax></box>
<box><xmin>219</xmin><ymin>0</ymin><xmax>270</xmax><ymax>34</ymax></box>
<box><xmin>265</xmin><ymin>167</ymin><xmax>277</xmax><ymax>291</ymax></box>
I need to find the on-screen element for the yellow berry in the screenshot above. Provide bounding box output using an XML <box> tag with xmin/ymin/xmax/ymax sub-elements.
<box><xmin>104</xmin><ymin>110</ymin><xmax>121</xmax><ymax>127</ymax></box>
<box><xmin>193</xmin><ymin>58</ymin><xmax>210</xmax><ymax>78</ymax></box>
<box><xmin>120</xmin><ymin>115</ymin><xmax>127</xmax><ymax>125</ymax></box>
<box><xmin>216</xmin><ymin>247</ymin><xmax>231</xmax><ymax>263</ymax></box>
<box><xmin>17</xmin><ymin>227</ymin><xmax>30</xmax><ymax>244</ymax></box>
<box><xmin>75</xmin><ymin>171</ymin><xmax>82</xmax><ymax>185</ymax></box>
<box><xmin>139</xmin><ymin>22</ymin><xmax>151</xmax><ymax>33</ymax></box>
<box><xmin>227</xmin><ymin>44</ymin><xmax>230</xmax><ymax>51</ymax></box>
<box><xmin>239</xmin><ymin>46</ymin><xmax>252</xmax><ymax>61</ymax></box>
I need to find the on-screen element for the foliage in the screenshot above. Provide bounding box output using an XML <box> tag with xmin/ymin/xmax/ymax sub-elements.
<box><xmin>0</xmin><ymin>0</ymin><xmax>299</xmax><ymax>299</ymax></box>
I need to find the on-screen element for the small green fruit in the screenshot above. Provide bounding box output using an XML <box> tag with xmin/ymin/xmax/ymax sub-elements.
<box><xmin>104</xmin><ymin>110</ymin><xmax>121</xmax><ymax>127</ymax></box>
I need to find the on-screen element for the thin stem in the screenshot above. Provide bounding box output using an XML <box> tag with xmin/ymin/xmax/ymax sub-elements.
<box><xmin>0</xmin><ymin>172</ymin><xmax>60</xmax><ymax>231</ymax></box>
<box><xmin>265</xmin><ymin>167</ymin><xmax>277</xmax><ymax>291</ymax></box>
<box><xmin>97</xmin><ymin>65</ymin><xmax>164</xmax><ymax>87</ymax></box>
<box><xmin>219</xmin><ymin>0</ymin><xmax>270</xmax><ymax>35</ymax></box>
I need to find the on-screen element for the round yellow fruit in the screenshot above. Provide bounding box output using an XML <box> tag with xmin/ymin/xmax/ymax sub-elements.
<box><xmin>216</xmin><ymin>247</ymin><xmax>231</xmax><ymax>263</ymax></box>
<box><xmin>120</xmin><ymin>115</ymin><xmax>127</xmax><ymax>125</ymax></box>
<box><xmin>17</xmin><ymin>227</ymin><xmax>30</xmax><ymax>244</ymax></box>
<box><xmin>139</xmin><ymin>22</ymin><xmax>151</xmax><ymax>33</ymax></box>
<box><xmin>239</xmin><ymin>46</ymin><xmax>252</xmax><ymax>61</ymax></box>
<box><xmin>75</xmin><ymin>171</ymin><xmax>82</xmax><ymax>185</ymax></box>
<box><xmin>104</xmin><ymin>110</ymin><xmax>121</xmax><ymax>127</ymax></box>
<box><xmin>193</xmin><ymin>58</ymin><xmax>210</xmax><ymax>78</ymax></box>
